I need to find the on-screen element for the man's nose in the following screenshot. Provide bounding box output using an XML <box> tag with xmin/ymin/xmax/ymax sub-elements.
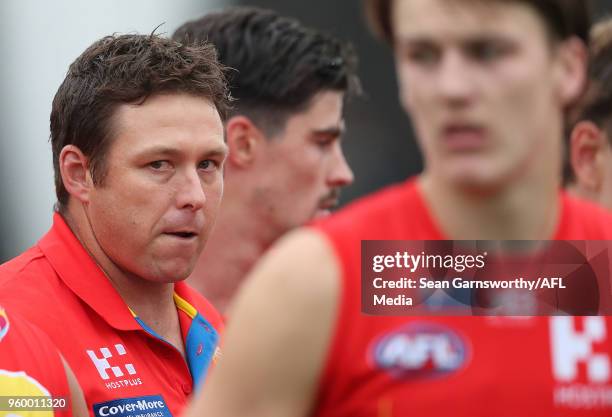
<box><xmin>327</xmin><ymin>143</ymin><xmax>354</xmax><ymax>187</ymax></box>
<box><xmin>436</xmin><ymin>50</ymin><xmax>477</xmax><ymax>107</ymax></box>
<box><xmin>176</xmin><ymin>169</ymin><xmax>206</xmax><ymax>211</ymax></box>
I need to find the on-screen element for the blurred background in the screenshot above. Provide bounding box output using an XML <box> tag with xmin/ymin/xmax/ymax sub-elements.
<box><xmin>1</xmin><ymin>0</ymin><xmax>611</xmax><ymax>262</ymax></box>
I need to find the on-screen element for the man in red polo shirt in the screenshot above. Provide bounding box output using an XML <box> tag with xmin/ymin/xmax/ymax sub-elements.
<box><xmin>186</xmin><ymin>1</ymin><xmax>612</xmax><ymax>416</ymax></box>
<box><xmin>0</xmin><ymin>34</ymin><xmax>229</xmax><ymax>417</ymax></box>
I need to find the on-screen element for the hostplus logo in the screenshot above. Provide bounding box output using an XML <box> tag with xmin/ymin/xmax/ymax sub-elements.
<box><xmin>550</xmin><ymin>317</ymin><xmax>612</xmax><ymax>410</ymax></box>
<box><xmin>87</xmin><ymin>344</ymin><xmax>143</xmax><ymax>390</ymax></box>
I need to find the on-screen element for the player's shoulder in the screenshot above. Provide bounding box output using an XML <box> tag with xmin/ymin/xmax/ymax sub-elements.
<box><xmin>249</xmin><ymin>228</ymin><xmax>341</xmax><ymax>302</ymax></box>
<box><xmin>560</xmin><ymin>193</ymin><xmax>612</xmax><ymax>239</ymax></box>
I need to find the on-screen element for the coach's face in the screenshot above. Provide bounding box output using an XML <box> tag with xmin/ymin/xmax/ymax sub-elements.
<box><xmin>86</xmin><ymin>93</ymin><xmax>226</xmax><ymax>282</ymax></box>
<box><xmin>392</xmin><ymin>0</ymin><xmax>585</xmax><ymax>190</ymax></box>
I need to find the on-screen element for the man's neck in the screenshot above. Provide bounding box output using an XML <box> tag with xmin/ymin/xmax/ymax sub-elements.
<box><xmin>188</xmin><ymin>192</ymin><xmax>278</xmax><ymax>315</ymax></box>
<box><xmin>419</xmin><ymin>170</ymin><xmax>561</xmax><ymax>240</ymax></box>
<box><xmin>62</xmin><ymin>207</ymin><xmax>185</xmax><ymax>355</ymax></box>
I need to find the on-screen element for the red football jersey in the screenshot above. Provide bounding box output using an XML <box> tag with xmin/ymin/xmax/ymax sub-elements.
<box><xmin>0</xmin><ymin>213</ymin><xmax>223</xmax><ymax>417</ymax></box>
<box><xmin>0</xmin><ymin>305</ymin><xmax>72</xmax><ymax>417</ymax></box>
<box><xmin>312</xmin><ymin>179</ymin><xmax>612</xmax><ymax>416</ymax></box>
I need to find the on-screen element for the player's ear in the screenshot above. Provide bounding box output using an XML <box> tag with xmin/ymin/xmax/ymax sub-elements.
<box><xmin>570</xmin><ymin>120</ymin><xmax>606</xmax><ymax>192</ymax></box>
<box><xmin>554</xmin><ymin>36</ymin><xmax>588</xmax><ymax>107</ymax></box>
<box><xmin>59</xmin><ymin>145</ymin><xmax>94</xmax><ymax>204</ymax></box>
<box><xmin>225</xmin><ymin>115</ymin><xmax>267</xmax><ymax>168</ymax></box>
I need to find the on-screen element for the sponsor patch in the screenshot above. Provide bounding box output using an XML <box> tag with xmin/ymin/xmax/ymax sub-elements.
<box><xmin>93</xmin><ymin>395</ymin><xmax>172</xmax><ymax>417</ymax></box>
<box><xmin>371</xmin><ymin>322</ymin><xmax>470</xmax><ymax>379</ymax></box>
<box><xmin>87</xmin><ymin>344</ymin><xmax>137</xmax><ymax>381</ymax></box>
<box><xmin>550</xmin><ymin>317</ymin><xmax>612</xmax><ymax>410</ymax></box>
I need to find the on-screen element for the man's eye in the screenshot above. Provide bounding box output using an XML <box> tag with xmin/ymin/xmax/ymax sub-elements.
<box><xmin>316</xmin><ymin>139</ymin><xmax>335</xmax><ymax>148</ymax></box>
<box><xmin>199</xmin><ymin>160</ymin><xmax>218</xmax><ymax>171</ymax></box>
<box><xmin>468</xmin><ymin>42</ymin><xmax>507</xmax><ymax>62</ymax></box>
<box><xmin>149</xmin><ymin>160</ymin><xmax>170</xmax><ymax>170</ymax></box>
<box><xmin>406</xmin><ymin>48</ymin><xmax>440</xmax><ymax>66</ymax></box>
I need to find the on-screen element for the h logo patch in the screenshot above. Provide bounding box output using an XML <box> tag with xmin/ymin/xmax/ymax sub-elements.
<box><xmin>551</xmin><ymin>317</ymin><xmax>610</xmax><ymax>383</ymax></box>
<box><xmin>87</xmin><ymin>344</ymin><xmax>137</xmax><ymax>380</ymax></box>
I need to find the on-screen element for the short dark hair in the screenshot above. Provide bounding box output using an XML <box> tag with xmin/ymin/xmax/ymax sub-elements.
<box><xmin>564</xmin><ymin>17</ymin><xmax>612</xmax><ymax>184</ymax></box>
<box><xmin>172</xmin><ymin>7</ymin><xmax>361</xmax><ymax>136</ymax></box>
<box><xmin>365</xmin><ymin>0</ymin><xmax>592</xmax><ymax>45</ymax></box>
<box><xmin>51</xmin><ymin>33</ymin><xmax>230</xmax><ymax>210</ymax></box>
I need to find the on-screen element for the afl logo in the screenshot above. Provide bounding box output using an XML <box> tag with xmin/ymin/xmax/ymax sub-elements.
<box><xmin>0</xmin><ymin>307</ymin><xmax>9</xmax><ymax>343</ymax></box>
<box><xmin>371</xmin><ymin>322</ymin><xmax>470</xmax><ymax>379</ymax></box>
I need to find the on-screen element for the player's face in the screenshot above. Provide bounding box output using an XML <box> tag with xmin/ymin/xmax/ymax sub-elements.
<box><xmin>86</xmin><ymin>93</ymin><xmax>226</xmax><ymax>282</ymax></box>
<box><xmin>254</xmin><ymin>90</ymin><xmax>353</xmax><ymax>236</ymax></box>
<box><xmin>392</xmin><ymin>0</ymin><xmax>575</xmax><ymax>190</ymax></box>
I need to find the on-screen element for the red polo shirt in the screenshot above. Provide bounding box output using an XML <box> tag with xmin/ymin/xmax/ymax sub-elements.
<box><xmin>0</xmin><ymin>213</ymin><xmax>223</xmax><ymax>417</ymax></box>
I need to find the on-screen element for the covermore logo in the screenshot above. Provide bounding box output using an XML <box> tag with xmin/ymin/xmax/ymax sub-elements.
<box><xmin>551</xmin><ymin>317</ymin><xmax>612</xmax><ymax>410</ymax></box>
<box><xmin>93</xmin><ymin>395</ymin><xmax>172</xmax><ymax>417</ymax></box>
<box><xmin>87</xmin><ymin>344</ymin><xmax>142</xmax><ymax>390</ymax></box>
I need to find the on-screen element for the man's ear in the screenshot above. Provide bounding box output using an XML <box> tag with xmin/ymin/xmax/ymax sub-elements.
<box><xmin>554</xmin><ymin>37</ymin><xmax>588</xmax><ymax>107</ymax></box>
<box><xmin>59</xmin><ymin>145</ymin><xmax>94</xmax><ymax>204</ymax></box>
<box><xmin>225</xmin><ymin>116</ymin><xmax>268</xmax><ymax>168</ymax></box>
<box><xmin>570</xmin><ymin>120</ymin><xmax>606</xmax><ymax>192</ymax></box>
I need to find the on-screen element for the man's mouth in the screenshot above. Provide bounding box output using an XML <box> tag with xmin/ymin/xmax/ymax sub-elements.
<box><xmin>318</xmin><ymin>199</ymin><xmax>339</xmax><ymax>210</ymax></box>
<box><xmin>318</xmin><ymin>189</ymin><xmax>341</xmax><ymax>210</ymax></box>
<box><xmin>441</xmin><ymin>123</ymin><xmax>487</xmax><ymax>151</ymax></box>
<box><xmin>316</xmin><ymin>198</ymin><xmax>339</xmax><ymax>219</ymax></box>
<box><xmin>163</xmin><ymin>231</ymin><xmax>198</xmax><ymax>239</ymax></box>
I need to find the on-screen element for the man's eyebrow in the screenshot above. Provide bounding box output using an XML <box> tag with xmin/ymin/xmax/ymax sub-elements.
<box><xmin>139</xmin><ymin>146</ymin><xmax>181</xmax><ymax>157</ymax></box>
<box><xmin>395</xmin><ymin>36</ymin><xmax>436</xmax><ymax>47</ymax></box>
<box><xmin>396</xmin><ymin>33</ymin><xmax>515</xmax><ymax>46</ymax></box>
<box><xmin>205</xmin><ymin>145</ymin><xmax>229</xmax><ymax>157</ymax></box>
<box><xmin>312</xmin><ymin>121</ymin><xmax>346</xmax><ymax>137</ymax></box>
<box><xmin>139</xmin><ymin>144</ymin><xmax>228</xmax><ymax>158</ymax></box>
